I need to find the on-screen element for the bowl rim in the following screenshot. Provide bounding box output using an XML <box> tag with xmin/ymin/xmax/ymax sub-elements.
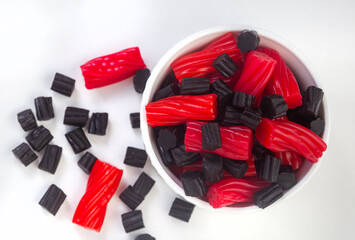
<box><xmin>140</xmin><ymin>25</ymin><xmax>331</xmax><ymax>213</ymax></box>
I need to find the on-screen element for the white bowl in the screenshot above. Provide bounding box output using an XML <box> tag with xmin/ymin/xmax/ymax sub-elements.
<box><xmin>140</xmin><ymin>25</ymin><xmax>330</xmax><ymax>213</ymax></box>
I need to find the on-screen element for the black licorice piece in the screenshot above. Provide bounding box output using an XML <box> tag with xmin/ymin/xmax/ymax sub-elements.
<box><xmin>152</xmin><ymin>84</ymin><xmax>174</xmax><ymax>102</ymax></box>
<box><xmin>301</xmin><ymin>86</ymin><xmax>324</xmax><ymax>119</ymax></box>
<box><xmin>121</xmin><ymin>210</ymin><xmax>145</xmax><ymax>233</ymax></box>
<box><xmin>34</xmin><ymin>97</ymin><xmax>54</xmax><ymax>121</ymax></box>
<box><xmin>210</xmin><ymin>79</ymin><xmax>233</xmax><ymax>105</ymax></box>
<box><xmin>221</xmin><ymin>106</ymin><xmax>243</xmax><ymax>126</ymax></box>
<box><xmin>136</xmin><ymin>234</ymin><xmax>156</xmax><ymax>240</ymax></box>
<box><xmin>261</xmin><ymin>94</ymin><xmax>288</xmax><ymax>119</ymax></box>
<box><xmin>17</xmin><ymin>109</ymin><xmax>37</xmax><ymax>131</ymax></box>
<box><xmin>124</xmin><ymin>147</ymin><xmax>148</xmax><ymax>168</ymax></box>
<box><xmin>134</xmin><ymin>68</ymin><xmax>151</xmax><ymax>93</ymax></box>
<box><xmin>180</xmin><ymin>78</ymin><xmax>210</xmax><ymax>95</ymax></box>
<box><xmin>88</xmin><ymin>112</ymin><xmax>108</xmax><ymax>135</ymax></box>
<box><xmin>12</xmin><ymin>142</ymin><xmax>38</xmax><ymax>166</ymax></box>
<box><xmin>133</xmin><ymin>172</ymin><xmax>156</xmax><ymax>197</ymax></box>
<box><xmin>171</xmin><ymin>145</ymin><xmax>201</xmax><ymax>166</ymax></box>
<box><xmin>181</xmin><ymin>171</ymin><xmax>208</xmax><ymax>197</ymax></box>
<box><xmin>223</xmin><ymin>158</ymin><xmax>249</xmax><ymax>179</ymax></box>
<box><xmin>169</xmin><ymin>198</ymin><xmax>195</xmax><ymax>223</ymax></box>
<box><xmin>252</xmin><ymin>139</ymin><xmax>268</xmax><ymax>159</ymax></box>
<box><xmin>38</xmin><ymin>145</ymin><xmax>62</xmax><ymax>174</ymax></box>
<box><xmin>237</xmin><ymin>30</ymin><xmax>260</xmax><ymax>53</ymax></box>
<box><xmin>253</xmin><ymin>183</ymin><xmax>283</xmax><ymax>209</ymax></box>
<box><xmin>212</xmin><ymin>53</ymin><xmax>239</xmax><ymax>78</ymax></box>
<box><xmin>50</xmin><ymin>73</ymin><xmax>75</xmax><ymax>97</ymax></box>
<box><xmin>258</xmin><ymin>155</ymin><xmax>281</xmax><ymax>182</ymax></box>
<box><xmin>157</xmin><ymin>128</ymin><xmax>177</xmax><ymax>151</ymax></box>
<box><xmin>77</xmin><ymin>152</ymin><xmax>97</xmax><ymax>174</ymax></box>
<box><xmin>240</xmin><ymin>107</ymin><xmax>262</xmax><ymax>130</ymax></box>
<box><xmin>158</xmin><ymin>146</ymin><xmax>175</xmax><ymax>167</ymax></box>
<box><xmin>201</xmin><ymin>123</ymin><xmax>222</xmax><ymax>151</ymax></box>
<box><xmin>26</xmin><ymin>126</ymin><xmax>53</xmax><ymax>152</ymax></box>
<box><xmin>119</xmin><ymin>186</ymin><xmax>145</xmax><ymax>210</ymax></box>
<box><xmin>63</xmin><ymin>107</ymin><xmax>89</xmax><ymax>127</ymax></box>
<box><xmin>232</xmin><ymin>91</ymin><xmax>255</xmax><ymax>109</ymax></box>
<box><xmin>277</xmin><ymin>165</ymin><xmax>297</xmax><ymax>190</ymax></box>
<box><xmin>171</xmin><ymin>123</ymin><xmax>186</xmax><ymax>146</ymax></box>
<box><xmin>130</xmin><ymin>112</ymin><xmax>140</xmax><ymax>129</ymax></box>
<box><xmin>39</xmin><ymin>184</ymin><xmax>66</xmax><ymax>216</ymax></box>
<box><xmin>202</xmin><ymin>154</ymin><xmax>223</xmax><ymax>184</ymax></box>
<box><xmin>65</xmin><ymin>128</ymin><xmax>91</xmax><ymax>154</ymax></box>
<box><xmin>309</xmin><ymin>118</ymin><xmax>325</xmax><ymax>136</ymax></box>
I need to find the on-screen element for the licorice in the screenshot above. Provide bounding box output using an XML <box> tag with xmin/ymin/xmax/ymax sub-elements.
<box><xmin>17</xmin><ymin>109</ymin><xmax>37</xmax><ymax>131</ymax></box>
<box><xmin>158</xmin><ymin>146</ymin><xmax>175</xmax><ymax>167</ymax></box>
<box><xmin>237</xmin><ymin>30</ymin><xmax>260</xmax><ymax>53</ymax></box>
<box><xmin>12</xmin><ymin>142</ymin><xmax>38</xmax><ymax>166</ymax></box>
<box><xmin>50</xmin><ymin>73</ymin><xmax>75</xmax><ymax>97</ymax></box>
<box><xmin>152</xmin><ymin>84</ymin><xmax>174</xmax><ymax>102</ymax></box>
<box><xmin>171</xmin><ymin>145</ymin><xmax>201</xmax><ymax>166</ymax></box>
<box><xmin>180</xmin><ymin>77</ymin><xmax>210</xmax><ymax>95</ymax></box>
<box><xmin>121</xmin><ymin>210</ymin><xmax>145</xmax><ymax>233</ymax></box>
<box><xmin>301</xmin><ymin>86</ymin><xmax>324</xmax><ymax>119</ymax></box>
<box><xmin>232</xmin><ymin>91</ymin><xmax>255</xmax><ymax>109</ymax></box>
<box><xmin>240</xmin><ymin>107</ymin><xmax>262</xmax><ymax>130</ymax></box>
<box><xmin>26</xmin><ymin>125</ymin><xmax>53</xmax><ymax>152</ymax></box>
<box><xmin>88</xmin><ymin>112</ymin><xmax>108</xmax><ymax>135</ymax></box>
<box><xmin>133</xmin><ymin>172</ymin><xmax>155</xmax><ymax>197</ymax></box>
<box><xmin>77</xmin><ymin>152</ymin><xmax>97</xmax><ymax>174</ymax></box>
<box><xmin>223</xmin><ymin>157</ymin><xmax>248</xmax><ymax>179</ymax></box>
<box><xmin>252</xmin><ymin>139</ymin><xmax>268</xmax><ymax>159</ymax></box>
<box><xmin>39</xmin><ymin>184</ymin><xmax>66</xmax><ymax>215</ymax></box>
<box><xmin>38</xmin><ymin>144</ymin><xmax>62</xmax><ymax>174</ymax></box>
<box><xmin>63</xmin><ymin>107</ymin><xmax>89</xmax><ymax>127</ymax></box>
<box><xmin>34</xmin><ymin>96</ymin><xmax>54</xmax><ymax>120</ymax></box>
<box><xmin>202</xmin><ymin>154</ymin><xmax>223</xmax><ymax>184</ymax></box>
<box><xmin>253</xmin><ymin>183</ymin><xmax>283</xmax><ymax>209</ymax></box>
<box><xmin>212</xmin><ymin>53</ymin><xmax>239</xmax><ymax>78</ymax></box>
<box><xmin>130</xmin><ymin>112</ymin><xmax>140</xmax><ymax>129</ymax></box>
<box><xmin>261</xmin><ymin>94</ymin><xmax>288</xmax><ymax>119</ymax></box>
<box><xmin>277</xmin><ymin>165</ymin><xmax>297</xmax><ymax>190</ymax></box>
<box><xmin>157</xmin><ymin>128</ymin><xmax>177</xmax><ymax>150</ymax></box>
<box><xmin>65</xmin><ymin>128</ymin><xmax>91</xmax><ymax>154</ymax></box>
<box><xmin>181</xmin><ymin>171</ymin><xmax>208</xmax><ymax>197</ymax></box>
<box><xmin>119</xmin><ymin>186</ymin><xmax>145</xmax><ymax>210</ymax></box>
<box><xmin>168</xmin><ymin>198</ymin><xmax>195</xmax><ymax>222</ymax></box>
<box><xmin>258</xmin><ymin>154</ymin><xmax>281</xmax><ymax>182</ymax></box>
<box><xmin>309</xmin><ymin>118</ymin><xmax>325</xmax><ymax>136</ymax></box>
<box><xmin>133</xmin><ymin>68</ymin><xmax>151</xmax><ymax>93</ymax></box>
<box><xmin>210</xmin><ymin>79</ymin><xmax>234</xmax><ymax>107</ymax></box>
<box><xmin>124</xmin><ymin>147</ymin><xmax>148</xmax><ymax>168</ymax></box>
<box><xmin>221</xmin><ymin>106</ymin><xmax>243</xmax><ymax>126</ymax></box>
<box><xmin>136</xmin><ymin>234</ymin><xmax>156</xmax><ymax>240</ymax></box>
<box><xmin>201</xmin><ymin>123</ymin><xmax>222</xmax><ymax>151</ymax></box>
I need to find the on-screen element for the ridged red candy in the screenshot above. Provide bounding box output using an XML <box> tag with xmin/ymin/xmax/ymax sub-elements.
<box><xmin>274</xmin><ymin>151</ymin><xmax>304</xmax><ymax>170</ymax></box>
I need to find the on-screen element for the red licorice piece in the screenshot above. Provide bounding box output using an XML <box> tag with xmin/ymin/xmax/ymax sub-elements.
<box><xmin>233</xmin><ymin>51</ymin><xmax>277</xmax><ymax>106</ymax></box>
<box><xmin>255</xmin><ymin>118</ymin><xmax>327</xmax><ymax>162</ymax></box>
<box><xmin>171</xmin><ymin>32</ymin><xmax>242</xmax><ymax>82</ymax></box>
<box><xmin>258</xmin><ymin>48</ymin><xmax>302</xmax><ymax>109</ymax></box>
<box><xmin>208</xmin><ymin>70</ymin><xmax>240</xmax><ymax>89</ymax></box>
<box><xmin>274</xmin><ymin>151</ymin><xmax>304</xmax><ymax>170</ymax></box>
<box><xmin>244</xmin><ymin>155</ymin><xmax>257</xmax><ymax>177</ymax></box>
<box><xmin>81</xmin><ymin>47</ymin><xmax>146</xmax><ymax>89</ymax></box>
<box><xmin>145</xmin><ymin>94</ymin><xmax>218</xmax><ymax>126</ymax></box>
<box><xmin>182</xmin><ymin>160</ymin><xmax>202</xmax><ymax>173</ymax></box>
<box><xmin>206</xmin><ymin>177</ymin><xmax>271</xmax><ymax>208</ymax></box>
<box><xmin>73</xmin><ymin>160</ymin><xmax>123</xmax><ymax>232</ymax></box>
<box><xmin>184</xmin><ymin>121</ymin><xmax>253</xmax><ymax>160</ymax></box>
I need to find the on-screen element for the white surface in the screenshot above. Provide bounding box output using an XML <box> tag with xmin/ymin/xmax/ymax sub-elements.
<box><xmin>0</xmin><ymin>1</ymin><xmax>354</xmax><ymax>240</ymax></box>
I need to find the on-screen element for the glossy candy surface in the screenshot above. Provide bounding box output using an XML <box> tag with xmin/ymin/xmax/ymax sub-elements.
<box><xmin>51</xmin><ymin>73</ymin><xmax>75</xmax><ymax>97</ymax></box>
<box><xmin>17</xmin><ymin>109</ymin><xmax>37</xmax><ymax>131</ymax></box>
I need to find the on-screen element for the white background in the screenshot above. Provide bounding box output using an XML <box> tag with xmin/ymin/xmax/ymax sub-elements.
<box><xmin>0</xmin><ymin>0</ymin><xmax>354</xmax><ymax>239</ymax></box>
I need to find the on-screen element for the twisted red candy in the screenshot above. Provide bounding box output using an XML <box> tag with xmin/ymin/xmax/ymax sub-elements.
<box><xmin>274</xmin><ymin>151</ymin><xmax>304</xmax><ymax>170</ymax></box>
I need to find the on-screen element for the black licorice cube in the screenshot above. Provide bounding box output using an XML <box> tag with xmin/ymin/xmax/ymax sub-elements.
<box><xmin>133</xmin><ymin>172</ymin><xmax>155</xmax><ymax>197</ymax></box>
<box><xmin>12</xmin><ymin>142</ymin><xmax>38</xmax><ymax>166</ymax></box>
<box><xmin>130</xmin><ymin>112</ymin><xmax>140</xmax><ymax>129</ymax></box>
<box><xmin>136</xmin><ymin>234</ymin><xmax>156</xmax><ymax>240</ymax></box>
<box><xmin>253</xmin><ymin>183</ymin><xmax>283</xmax><ymax>209</ymax></box>
<box><xmin>38</xmin><ymin>145</ymin><xmax>62</xmax><ymax>174</ymax></box>
<box><xmin>212</xmin><ymin>53</ymin><xmax>239</xmax><ymax>78</ymax></box>
<box><xmin>17</xmin><ymin>109</ymin><xmax>37</xmax><ymax>131</ymax></box>
<box><xmin>210</xmin><ymin>79</ymin><xmax>234</xmax><ymax>106</ymax></box>
<box><xmin>240</xmin><ymin>107</ymin><xmax>262</xmax><ymax>130</ymax></box>
<box><xmin>277</xmin><ymin>165</ymin><xmax>297</xmax><ymax>190</ymax></box>
<box><xmin>78</xmin><ymin>152</ymin><xmax>97</xmax><ymax>174</ymax></box>
<box><xmin>181</xmin><ymin>171</ymin><xmax>208</xmax><ymax>197</ymax></box>
<box><xmin>119</xmin><ymin>186</ymin><xmax>145</xmax><ymax>210</ymax></box>
<box><xmin>232</xmin><ymin>91</ymin><xmax>255</xmax><ymax>109</ymax></box>
<box><xmin>171</xmin><ymin>145</ymin><xmax>201</xmax><ymax>166</ymax></box>
<box><xmin>158</xmin><ymin>146</ymin><xmax>175</xmax><ymax>167</ymax></box>
<box><xmin>88</xmin><ymin>112</ymin><xmax>108</xmax><ymax>135</ymax></box>
<box><xmin>237</xmin><ymin>30</ymin><xmax>260</xmax><ymax>53</ymax></box>
<box><xmin>153</xmin><ymin>84</ymin><xmax>174</xmax><ymax>102</ymax></box>
<box><xmin>258</xmin><ymin>155</ymin><xmax>281</xmax><ymax>182</ymax></box>
<box><xmin>202</xmin><ymin>154</ymin><xmax>223</xmax><ymax>184</ymax></box>
<box><xmin>261</xmin><ymin>94</ymin><xmax>288</xmax><ymax>119</ymax></box>
<box><xmin>65</xmin><ymin>128</ymin><xmax>91</xmax><ymax>154</ymax></box>
<box><xmin>223</xmin><ymin>158</ymin><xmax>249</xmax><ymax>179</ymax></box>
<box><xmin>221</xmin><ymin>106</ymin><xmax>243</xmax><ymax>126</ymax></box>
<box><xmin>301</xmin><ymin>86</ymin><xmax>324</xmax><ymax>119</ymax></box>
<box><xmin>133</xmin><ymin>68</ymin><xmax>151</xmax><ymax>93</ymax></box>
<box><xmin>180</xmin><ymin>78</ymin><xmax>210</xmax><ymax>95</ymax></box>
<box><xmin>157</xmin><ymin>128</ymin><xmax>177</xmax><ymax>151</ymax></box>
<box><xmin>34</xmin><ymin>97</ymin><xmax>54</xmax><ymax>121</ymax></box>
<box><xmin>63</xmin><ymin>107</ymin><xmax>89</xmax><ymax>127</ymax></box>
<box><xmin>121</xmin><ymin>210</ymin><xmax>145</xmax><ymax>233</ymax></box>
<box><xmin>201</xmin><ymin>123</ymin><xmax>222</xmax><ymax>151</ymax></box>
<box><xmin>309</xmin><ymin>118</ymin><xmax>325</xmax><ymax>136</ymax></box>
<box><xmin>168</xmin><ymin>198</ymin><xmax>195</xmax><ymax>223</ymax></box>
<box><xmin>124</xmin><ymin>147</ymin><xmax>148</xmax><ymax>168</ymax></box>
<box><xmin>50</xmin><ymin>73</ymin><xmax>75</xmax><ymax>97</ymax></box>
<box><xmin>26</xmin><ymin>126</ymin><xmax>53</xmax><ymax>152</ymax></box>
<box><xmin>252</xmin><ymin>139</ymin><xmax>268</xmax><ymax>159</ymax></box>
<box><xmin>39</xmin><ymin>184</ymin><xmax>66</xmax><ymax>216</ymax></box>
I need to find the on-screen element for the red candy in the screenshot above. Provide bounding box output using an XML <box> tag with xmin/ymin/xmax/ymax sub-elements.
<box><xmin>244</xmin><ymin>155</ymin><xmax>257</xmax><ymax>177</ymax></box>
<box><xmin>274</xmin><ymin>151</ymin><xmax>304</xmax><ymax>170</ymax></box>
<box><xmin>81</xmin><ymin>47</ymin><xmax>146</xmax><ymax>89</ymax></box>
<box><xmin>184</xmin><ymin>121</ymin><xmax>253</xmax><ymax>160</ymax></box>
<box><xmin>255</xmin><ymin>118</ymin><xmax>327</xmax><ymax>162</ymax></box>
<box><xmin>73</xmin><ymin>160</ymin><xmax>123</xmax><ymax>232</ymax></box>
<box><xmin>208</xmin><ymin>70</ymin><xmax>240</xmax><ymax>89</ymax></box>
<box><xmin>145</xmin><ymin>94</ymin><xmax>218</xmax><ymax>126</ymax></box>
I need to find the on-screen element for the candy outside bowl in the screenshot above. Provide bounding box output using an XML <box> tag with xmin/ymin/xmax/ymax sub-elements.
<box><xmin>140</xmin><ymin>25</ymin><xmax>330</xmax><ymax>212</ymax></box>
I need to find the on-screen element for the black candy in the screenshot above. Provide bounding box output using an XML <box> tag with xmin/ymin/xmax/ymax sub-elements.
<box><xmin>232</xmin><ymin>91</ymin><xmax>255</xmax><ymax>109</ymax></box>
<box><xmin>12</xmin><ymin>142</ymin><xmax>38</xmax><ymax>166</ymax></box>
<box><xmin>180</xmin><ymin>77</ymin><xmax>210</xmax><ymax>95</ymax></box>
<box><xmin>210</xmin><ymin>79</ymin><xmax>234</xmax><ymax>121</ymax></box>
<box><xmin>130</xmin><ymin>112</ymin><xmax>140</xmax><ymax>129</ymax></box>
<box><xmin>26</xmin><ymin>125</ymin><xmax>53</xmax><ymax>152</ymax></box>
<box><xmin>171</xmin><ymin>145</ymin><xmax>201</xmax><ymax>166</ymax></box>
<box><xmin>152</xmin><ymin>84</ymin><xmax>174</xmax><ymax>102</ymax></box>
<box><xmin>301</xmin><ymin>86</ymin><xmax>324</xmax><ymax>119</ymax></box>
<box><xmin>240</xmin><ymin>107</ymin><xmax>262</xmax><ymax>130</ymax></box>
<box><xmin>221</xmin><ymin>106</ymin><xmax>243</xmax><ymax>126</ymax></box>
<box><xmin>212</xmin><ymin>53</ymin><xmax>239</xmax><ymax>78</ymax></box>
<box><xmin>124</xmin><ymin>147</ymin><xmax>148</xmax><ymax>168</ymax></box>
<box><xmin>202</xmin><ymin>154</ymin><xmax>223</xmax><ymax>184</ymax></box>
<box><xmin>258</xmin><ymin>155</ymin><xmax>281</xmax><ymax>182</ymax></box>
<box><xmin>309</xmin><ymin>118</ymin><xmax>325</xmax><ymax>136</ymax></box>
<box><xmin>168</xmin><ymin>198</ymin><xmax>195</xmax><ymax>223</ymax></box>
<box><xmin>277</xmin><ymin>165</ymin><xmax>297</xmax><ymax>190</ymax></box>
<box><xmin>133</xmin><ymin>68</ymin><xmax>151</xmax><ymax>93</ymax></box>
<box><xmin>181</xmin><ymin>171</ymin><xmax>208</xmax><ymax>197</ymax></box>
<box><xmin>65</xmin><ymin>128</ymin><xmax>91</xmax><ymax>154</ymax></box>
<box><xmin>38</xmin><ymin>144</ymin><xmax>62</xmax><ymax>174</ymax></box>
<box><xmin>121</xmin><ymin>210</ymin><xmax>145</xmax><ymax>233</ymax></box>
<box><xmin>237</xmin><ymin>30</ymin><xmax>260</xmax><ymax>53</ymax></box>
<box><xmin>136</xmin><ymin>234</ymin><xmax>156</xmax><ymax>240</ymax></box>
<box><xmin>77</xmin><ymin>152</ymin><xmax>97</xmax><ymax>174</ymax></box>
<box><xmin>133</xmin><ymin>172</ymin><xmax>155</xmax><ymax>197</ymax></box>
<box><xmin>158</xmin><ymin>146</ymin><xmax>175</xmax><ymax>167</ymax></box>
<box><xmin>223</xmin><ymin>158</ymin><xmax>249</xmax><ymax>179</ymax></box>
<box><xmin>253</xmin><ymin>183</ymin><xmax>283</xmax><ymax>209</ymax></box>
<box><xmin>157</xmin><ymin>128</ymin><xmax>177</xmax><ymax>151</ymax></box>
<box><xmin>35</xmin><ymin>97</ymin><xmax>54</xmax><ymax>121</ymax></box>
<box><xmin>39</xmin><ymin>184</ymin><xmax>66</xmax><ymax>216</ymax></box>
<box><xmin>17</xmin><ymin>109</ymin><xmax>37</xmax><ymax>131</ymax></box>
<box><xmin>201</xmin><ymin>123</ymin><xmax>222</xmax><ymax>151</ymax></box>
<box><xmin>261</xmin><ymin>94</ymin><xmax>288</xmax><ymax>119</ymax></box>
<box><xmin>119</xmin><ymin>186</ymin><xmax>145</xmax><ymax>210</ymax></box>
<box><xmin>88</xmin><ymin>112</ymin><xmax>108</xmax><ymax>135</ymax></box>
<box><xmin>63</xmin><ymin>107</ymin><xmax>89</xmax><ymax>127</ymax></box>
<box><xmin>50</xmin><ymin>73</ymin><xmax>75</xmax><ymax>97</ymax></box>
<box><xmin>252</xmin><ymin>139</ymin><xmax>268</xmax><ymax>159</ymax></box>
